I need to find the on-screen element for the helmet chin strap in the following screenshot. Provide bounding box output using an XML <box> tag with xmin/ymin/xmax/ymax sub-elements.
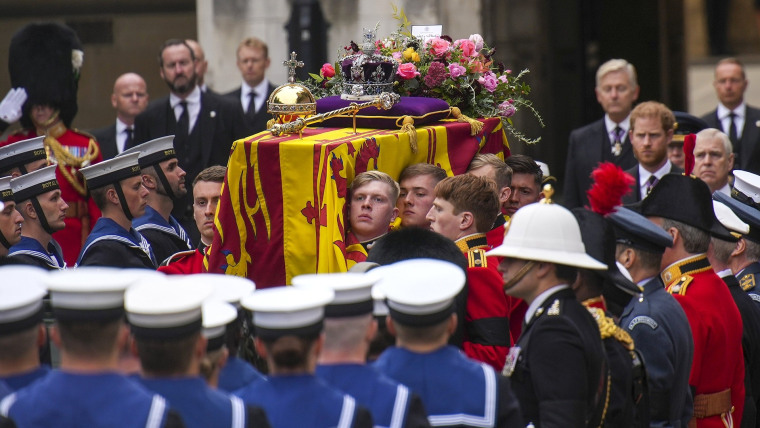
<box><xmin>30</xmin><ymin>197</ymin><xmax>56</xmax><ymax>235</ymax></box>
<box><xmin>113</xmin><ymin>182</ymin><xmax>133</xmax><ymax>221</ymax></box>
<box><xmin>502</xmin><ymin>261</ymin><xmax>536</xmax><ymax>291</ymax></box>
<box><xmin>0</xmin><ymin>231</ymin><xmax>12</xmax><ymax>249</ymax></box>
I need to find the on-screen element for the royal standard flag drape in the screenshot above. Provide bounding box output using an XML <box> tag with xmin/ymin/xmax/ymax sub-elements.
<box><xmin>206</xmin><ymin>118</ymin><xmax>509</xmax><ymax>287</ymax></box>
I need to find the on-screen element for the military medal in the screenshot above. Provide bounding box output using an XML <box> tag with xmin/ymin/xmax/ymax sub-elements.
<box><xmin>502</xmin><ymin>346</ymin><xmax>521</xmax><ymax>377</ymax></box>
<box><xmin>612</xmin><ymin>141</ymin><xmax>622</xmax><ymax>157</ymax></box>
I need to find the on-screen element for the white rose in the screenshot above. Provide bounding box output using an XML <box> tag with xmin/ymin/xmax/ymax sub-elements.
<box><xmin>469</xmin><ymin>34</ymin><xmax>484</xmax><ymax>51</ymax></box>
<box><xmin>72</xmin><ymin>49</ymin><xmax>84</xmax><ymax>71</ymax></box>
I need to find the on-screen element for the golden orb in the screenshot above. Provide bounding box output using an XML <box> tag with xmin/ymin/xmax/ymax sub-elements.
<box><xmin>267</xmin><ymin>83</ymin><xmax>316</xmax><ymax>124</ymax></box>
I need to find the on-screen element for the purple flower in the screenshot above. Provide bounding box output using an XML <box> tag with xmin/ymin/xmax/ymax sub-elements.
<box><xmin>499</xmin><ymin>100</ymin><xmax>516</xmax><ymax>117</ymax></box>
<box><xmin>424</xmin><ymin>61</ymin><xmax>448</xmax><ymax>88</ymax></box>
<box><xmin>448</xmin><ymin>63</ymin><xmax>466</xmax><ymax>79</ymax></box>
<box><xmin>478</xmin><ymin>71</ymin><xmax>498</xmax><ymax>92</ymax></box>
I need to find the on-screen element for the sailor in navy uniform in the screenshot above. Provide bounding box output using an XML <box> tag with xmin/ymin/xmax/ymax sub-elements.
<box><xmin>235</xmin><ymin>286</ymin><xmax>374</xmax><ymax>428</ymax></box>
<box><xmin>77</xmin><ymin>152</ymin><xmax>157</xmax><ymax>268</ymax></box>
<box><xmin>121</xmin><ymin>136</ymin><xmax>193</xmax><ymax>264</ymax></box>
<box><xmin>291</xmin><ymin>272</ymin><xmax>430</xmax><ymax>428</ymax></box>
<box><xmin>126</xmin><ymin>276</ymin><xmax>270</xmax><ymax>428</ymax></box>
<box><xmin>0</xmin><ymin>178</ymin><xmax>24</xmax><ymax>259</ymax></box>
<box><xmin>710</xmin><ymin>199</ymin><xmax>760</xmax><ymax>427</ymax></box>
<box><xmin>0</xmin><ymin>266</ymin><xmax>51</xmax><ymax>391</ymax></box>
<box><xmin>371</xmin><ymin>259</ymin><xmax>522</xmax><ymax>427</ymax></box>
<box><xmin>486</xmin><ymin>203</ymin><xmax>607</xmax><ymax>427</ymax></box>
<box><xmin>0</xmin><ymin>268</ymin><xmax>185</xmax><ymax>427</ymax></box>
<box><xmin>198</xmin><ymin>274</ymin><xmax>265</xmax><ymax>392</ymax></box>
<box><xmin>715</xmin><ymin>170</ymin><xmax>760</xmax><ymax>305</ymax></box>
<box><xmin>610</xmin><ymin>206</ymin><xmax>694</xmax><ymax>427</ymax></box>
<box><xmin>7</xmin><ymin>165</ymin><xmax>67</xmax><ymax>270</ymax></box>
<box><xmin>0</xmin><ymin>136</ymin><xmax>48</xmax><ymax>178</ymax></box>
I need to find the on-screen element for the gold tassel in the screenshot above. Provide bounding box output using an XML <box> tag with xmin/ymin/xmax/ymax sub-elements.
<box><xmin>266</xmin><ymin>119</ymin><xmax>276</xmax><ymax>130</ymax></box>
<box><xmin>399</xmin><ymin>116</ymin><xmax>417</xmax><ymax>154</ymax></box>
<box><xmin>450</xmin><ymin>107</ymin><xmax>484</xmax><ymax>136</ymax></box>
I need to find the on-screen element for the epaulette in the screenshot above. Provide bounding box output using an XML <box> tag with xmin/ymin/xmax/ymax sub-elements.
<box><xmin>161</xmin><ymin>249</ymin><xmax>195</xmax><ymax>266</ymax></box>
<box><xmin>587</xmin><ymin>307</ymin><xmax>635</xmax><ymax>351</ymax></box>
<box><xmin>666</xmin><ymin>275</ymin><xmax>693</xmax><ymax>296</ymax></box>
<box><xmin>741</xmin><ymin>273</ymin><xmax>757</xmax><ymax>292</ymax></box>
<box><xmin>72</xmin><ymin>128</ymin><xmax>97</xmax><ymax>140</ymax></box>
<box><xmin>467</xmin><ymin>248</ymin><xmax>488</xmax><ymax>268</ymax></box>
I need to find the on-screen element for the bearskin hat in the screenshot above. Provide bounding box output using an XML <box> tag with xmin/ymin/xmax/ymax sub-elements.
<box><xmin>8</xmin><ymin>22</ymin><xmax>83</xmax><ymax>129</ymax></box>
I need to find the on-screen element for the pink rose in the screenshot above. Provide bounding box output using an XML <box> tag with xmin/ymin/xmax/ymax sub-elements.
<box><xmin>397</xmin><ymin>63</ymin><xmax>420</xmax><ymax>80</ymax></box>
<box><xmin>428</xmin><ymin>37</ymin><xmax>451</xmax><ymax>57</ymax></box>
<box><xmin>499</xmin><ymin>100</ymin><xmax>516</xmax><ymax>118</ymax></box>
<box><xmin>478</xmin><ymin>72</ymin><xmax>498</xmax><ymax>92</ymax></box>
<box><xmin>469</xmin><ymin>34</ymin><xmax>484</xmax><ymax>51</ymax></box>
<box><xmin>498</xmin><ymin>75</ymin><xmax>508</xmax><ymax>83</ymax></box>
<box><xmin>448</xmin><ymin>63</ymin><xmax>466</xmax><ymax>79</ymax></box>
<box><xmin>455</xmin><ymin>39</ymin><xmax>477</xmax><ymax>58</ymax></box>
<box><xmin>320</xmin><ymin>63</ymin><xmax>335</xmax><ymax>78</ymax></box>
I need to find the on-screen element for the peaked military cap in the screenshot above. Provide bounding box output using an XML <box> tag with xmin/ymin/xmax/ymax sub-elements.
<box><xmin>607</xmin><ymin>206</ymin><xmax>674</xmax><ymax>253</ymax></box>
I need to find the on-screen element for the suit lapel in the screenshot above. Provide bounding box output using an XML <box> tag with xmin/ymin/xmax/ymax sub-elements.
<box><xmin>165</xmin><ymin>99</ymin><xmax>177</xmax><ymax>135</ymax></box>
<box><xmin>198</xmin><ymin>92</ymin><xmax>217</xmax><ymax>166</ymax></box>
<box><xmin>742</xmin><ymin>108</ymin><xmax>760</xmax><ymax>167</ymax></box>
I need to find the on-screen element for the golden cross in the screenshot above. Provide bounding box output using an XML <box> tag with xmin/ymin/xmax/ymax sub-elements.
<box><xmin>283</xmin><ymin>51</ymin><xmax>304</xmax><ymax>83</ymax></box>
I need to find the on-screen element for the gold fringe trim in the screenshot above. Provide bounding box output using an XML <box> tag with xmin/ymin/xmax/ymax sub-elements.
<box><xmin>399</xmin><ymin>116</ymin><xmax>417</xmax><ymax>153</ymax></box>
<box><xmin>266</xmin><ymin>118</ymin><xmax>276</xmax><ymax>130</ymax></box>
<box><xmin>587</xmin><ymin>307</ymin><xmax>635</xmax><ymax>351</ymax></box>
<box><xmin>449</xmin><ymin>107</ymin><xmax>484</xmax><ymax>136</ymax></box>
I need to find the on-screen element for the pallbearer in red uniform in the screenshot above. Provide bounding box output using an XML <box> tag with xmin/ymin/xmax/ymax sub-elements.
<box><xmin>1</xmin><ymin>23</ymin><xmax>102</xmax><ymax>266</ymax></box>
<box><xmin>426</xmin><ymin>174</ymin><xmax>511</xmax><ymax>370</ymax></box>
<box><xmin>640</xmin><ymin>174</ymin><xmax>745</xmax><ymax>427</ymax></box>
<box><xmin>159</xmin><ymin>165</ymin><xmax>227</xmax><ymax>274</ymax></box>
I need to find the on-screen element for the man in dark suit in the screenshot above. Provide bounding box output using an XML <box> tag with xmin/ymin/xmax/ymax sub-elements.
<box><xmin>563</xmin><ymin>59</ymin><xmax>640</xmax><ymax>209</ymax></box>
<box><xmin>131</xmin><ymin>39</ymin><xmax>245</xmax><ymax>241</ymax></box>
<box><xmin>702</xmin><ymin>57</ymin><xmax>760</xmax><ymax>174</ymax></box>
<box><xmin>185</xmin><ymin>39</ymin><xmax>212</xmax><ymax>94</ymax></box>
<box><xmin>224</xmin><ymin>37</ymin><xmax>276</xmax><ymax>137</ymax></box>
<box><xmin>91</xmin><ymin>73</ymin><xmax>149</xmax><ymax>160</ymax></box>
<box><xmin>622</xmin><ymin>101</ymin><xmax>683</xmax><ymax>204</ymax></box>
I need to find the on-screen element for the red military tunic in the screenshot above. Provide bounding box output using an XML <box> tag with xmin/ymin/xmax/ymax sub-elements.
<box><xmin>663</xmin><ymin>254</ymin><xmax>745</xmax><ymax>427</ymax></box>
<box><xmin>158</xmin><ymin>246</ymin><xmax>208</xmax><ymax>275</ymax></box>
<box><xmin>484</xmin><ymin>214</ymin><xmax>528</xmax><ymax>342</ymax></box>
<box><xmin>1</xmin><ymin>123</ymin><xmax>102</xmax><ymax>266</ymax></box>
<box><xmin>455</xmin><ymin>233</ymin><xmax>511</xmax><ymax>370</ymax></box>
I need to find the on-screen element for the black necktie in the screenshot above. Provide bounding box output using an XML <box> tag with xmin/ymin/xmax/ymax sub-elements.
<box><xmin>612</xmin><ymin>126</ymin><xmax>624</xmax><ymax>156</ymax></box>
<box><xmin>247</xmin><ymin>91</ymin><xmax>258</xmax><ymax>116</ymax></box>
<box><xmin>176</xmin><ymin>101</ymin><xmax>189</xmax><ymax>139</ymax></box>
<box><xmin>124</xmin><ymin>127</ymin><xmax>133</xmax><ymax>149</ymax></box>
<box><xmin>729</xmin><ymin>112</ymin><xmax>741</xmax><ymax>158</ymax></box>
<box><xmin>646</xmin><ymin>175</ymin><xmax>659</xmax><ymax>196</ymax></box>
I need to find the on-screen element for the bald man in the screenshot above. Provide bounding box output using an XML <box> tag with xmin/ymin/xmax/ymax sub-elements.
<box><xmin>186</xmin><ymin>39</ymin><xmax>211</xmax><ymax>93</ymax></box>
<box><xmin>91</xmin><ymin>73</ymin><xmax>149</xmax><ymax>159</ymax></box>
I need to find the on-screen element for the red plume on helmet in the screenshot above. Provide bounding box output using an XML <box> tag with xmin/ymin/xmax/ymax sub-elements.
<box><xmin>683</xmin><ymin>133</ymin><xmax>696</xmax><ymax>176</ymax></box>
<box><xmin>586</xmin><ymin>162</ymin><xmax>635</xmax><ymax>216</ymax></box>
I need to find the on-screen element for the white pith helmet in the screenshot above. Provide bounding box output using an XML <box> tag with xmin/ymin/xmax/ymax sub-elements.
<box><xmin>486</xmin><ymin>203</ymin><xmax>607</xmax><ymax>270</ymax></box>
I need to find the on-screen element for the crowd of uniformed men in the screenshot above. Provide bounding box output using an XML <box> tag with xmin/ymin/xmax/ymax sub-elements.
<box><xmin>1</xmin><ymin>20</ymin><xmax>760</xmax><ymax>428</ymax></box>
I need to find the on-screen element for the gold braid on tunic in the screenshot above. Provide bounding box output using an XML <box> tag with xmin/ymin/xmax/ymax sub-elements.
<box><xmin>42</xmin><ymin>111</ymin><xmax>100</xmax><ymax>196</ymax></box>
<box><xmin>586</xmin><ymin>306</ymin><xmax>635</xmax><ymax>351</ymax></box>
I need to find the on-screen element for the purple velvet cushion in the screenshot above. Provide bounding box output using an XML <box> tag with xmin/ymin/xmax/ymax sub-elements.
<box><xmin>316</xmin><ymin>96</ymin><xmax>451</xmax><ymax>129</ymax></box>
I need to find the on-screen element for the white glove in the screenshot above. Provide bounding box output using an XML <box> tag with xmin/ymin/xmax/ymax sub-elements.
<box><xmin>0</xmin><ymin>88</ymin><xmax>28</xmax><ymax>124</ymax></box>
